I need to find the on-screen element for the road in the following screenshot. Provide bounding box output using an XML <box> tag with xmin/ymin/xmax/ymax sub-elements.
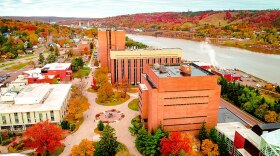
<box><xmin>220</xmin><ymin>98</ymin><xmax>263</xmax><ymax>127</ymax></box>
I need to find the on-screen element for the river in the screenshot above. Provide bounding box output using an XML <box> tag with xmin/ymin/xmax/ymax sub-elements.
<box><xmin>127</xmin><ymin>34</ymin><xmax>280</xmax><ymax>84</ymax></box>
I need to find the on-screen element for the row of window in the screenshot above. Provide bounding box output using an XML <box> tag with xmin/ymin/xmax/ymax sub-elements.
<box><xmin>1</xmin><ymin>111</ymin><xmax>55</xmax><ymax>125</ymax></box>
<box><xmin>113</xmin><ymin>57</ymin><xmax>180</xmax><ymax>84</ymax></box>
<box><xmin>164</xmin><ymin>96</ymin><xmax>209</xmax><ymax>100</ymax></box>
<box><xmin>164</xmin><ymin>102</ymin><xmax>208</xmax><ymax>106</ymax></box>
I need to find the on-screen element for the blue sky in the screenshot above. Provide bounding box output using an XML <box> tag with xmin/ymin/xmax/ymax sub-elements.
<box><xmin>0</xmin><ymin>0</ymin><xmax>279</xmax><ymax>18</ymax></box>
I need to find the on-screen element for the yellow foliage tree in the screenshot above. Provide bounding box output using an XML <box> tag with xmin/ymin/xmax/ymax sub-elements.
<box><xmin>68</xmin><ymin>96</ymin><xmax>89</xmax><ymax>120</ymax></box>
<box><xmin>201</xmin><ymin>139</ymin><xmax>219</xmax><ymax>156</ymax></box>
<box><xmin>71</xmin><ymin>139</ymin><xmax>95</xmax><ymax>156</ymax></box>
<box><xmin>264</xmin><ymin>111</ymin><xmax>277</xmax><ymax>123</ymax></box>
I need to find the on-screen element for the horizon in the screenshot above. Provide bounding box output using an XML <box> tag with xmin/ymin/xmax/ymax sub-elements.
<box><xmin>0</xmin><ymin>0</ymin><xmax>279</xmax><ymax>18</ymax></box>
<box><xmin>1</xmin><ymin>9</ymin><xmax>280</xmax><ymax>19</ymax></box>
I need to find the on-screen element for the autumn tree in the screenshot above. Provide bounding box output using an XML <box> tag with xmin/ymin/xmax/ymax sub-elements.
<box><xmin>95</xmin><ymin>124</ymin><xmax>119</xmax><ymax>156</ymax></box>
<box><xmin>68</xmin><ymin>86</ymin><xmax>90</xmax><ymax>120</ymax></box>
<box><xmin>160</xmin><ymin>132</ymin><xmax>192</xmax><ymax>156</ymax></box>
<box><xmin>198</xmin><ymin>121</ymin><xmax>208</xmax><ymax>142</ymax></box>
<box><xmin>119</xmin><ymin>78</ymin><xmax>129</xmax><ymax>98</ymax></box>
<box><xmin>71</xmin><ymin>139</ymin><xmax>95</xmax><ymax>156</ymax></box>
<box><xmin>97</xmin><ymin>82</ymin><xmax>114</xmax><ymax>103</ymax></box>
<box><xmin>23</xmin><ymin>121</ymin><xmax>65</xmax><ymax>155</ymax></box>
<box><xmin>201</xmin><ymin>139</ymin><xmax>219</xmax><ymax>156</ymax></box>
<box><xmin>264</xmin><ymin>111</ymin><xmax>277</xmax><ymax>123</ymax></box>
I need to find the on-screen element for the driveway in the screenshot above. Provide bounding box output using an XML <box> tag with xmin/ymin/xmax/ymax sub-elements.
<box><xmin>60</xmin><ymin>70</ymin><xmax>141</xmax><ymax>156</ymax></box>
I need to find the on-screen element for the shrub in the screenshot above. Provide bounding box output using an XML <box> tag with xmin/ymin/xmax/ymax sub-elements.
<box><xmin>70</xmin><ymin>124</ymin><xmax>76</xmax><ymax>131</ymax></box>
<box><xmin>2</xmin><ymin>139</ymin><xmax>11</xmax><ymax>145</ymax></box>
<box><xmin>97</xmin><ymin>121</ymin><xmax>104</xmax><ymax>131</ymax></box>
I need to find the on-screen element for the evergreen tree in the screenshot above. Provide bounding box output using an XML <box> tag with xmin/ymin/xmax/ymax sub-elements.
<box><xmin>46</xmin><ymin>52</ymin><xmax>57</xmax><ymax>63</ymax></box>
<box><xmin>38</xmin><ymin>53</ymin><xmax>45</xmax><ymax>65</ymax></box>
<box><xmin>71</xmin><ymin>57</ymin><xmax>84</xmax><ymax>71</ymax></box>
<box><xmin>90</xmin><ymin>42</ymin><xmax>94</xmax><ymax>49</ymax></box>
<box><xmin>209</xmin><ymin>127</ymin><xmax>218</xmax><ymax>144</ymax></box>
<box><xmin>97</xmin><ymin>120</ymin><xmax>104</xmax><ymax>131</ymax></box>
<box><xmin>198</xmin><ymin>121</ymin><xmax>208</xmax><ymax>142</ymax></box>
<box><xmin>95</xmin><ymin>124</ymin><xmax>119</xmax><ymax>156</ymax></box>
<box><xmin>218</xmin><ymin>134</ymin><xmax>229</xmax><ymax>156</ymax></box>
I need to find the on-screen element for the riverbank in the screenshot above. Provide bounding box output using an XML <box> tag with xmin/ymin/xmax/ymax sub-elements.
<box><xmin>136</xmin><ymin>31</ymin><xmax>280</xmax><ymax>55</ymax></box>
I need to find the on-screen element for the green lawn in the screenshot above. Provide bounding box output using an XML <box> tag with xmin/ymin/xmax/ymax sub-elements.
<box><xmin>0</xmin><ymin>62</ymin><xmax>15</xmax><ymax>68</ymax></box>
<box><xmin>128</xmin><ymin>98</ymin><xmax>139</xmax><ymax>111</ymax></box>
<box><xmin>17</xmin><ymin>54</ymin><xmax>36</xmax><ymax>59</ymax></box>
<box><xmin>73</xmin><ymin>66</ymin><xmax>91</xmax><ymax>78</ymax></box>
<box><xmin>96</xmin><ymin>93</ymin><xmax>130</xmax><ymax>106</ymax></box>
<box><xmin>5</xmin><ymin>62</ymin><xmax>29</xmax><ymax>70</ymax></box>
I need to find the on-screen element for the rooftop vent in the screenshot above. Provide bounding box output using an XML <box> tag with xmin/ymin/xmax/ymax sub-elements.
<box><xmin>153</xmin><ymin>63</ymin><xmax>160</xmax><ymax>70</ymax></box>
<box><xmin>180</xmin><ymin>65</ymin><xmax>191</xmax><ymax>76</ymax></box>
<box><xmin>159</xmin><ymin>65</ymin><xmax>167</xmax><ymax>73</ymax></box>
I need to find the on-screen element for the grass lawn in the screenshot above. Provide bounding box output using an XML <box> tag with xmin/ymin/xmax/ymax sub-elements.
<box><xmin>25</xmin><ymin>56</ymin><xmax>38</xmax><ymax>61</ymax></box>
<box><xmin>128</xmin><ymin>98</ymin><xmax>139</xmax><ymax>111</ymax></box>
<box><xmin>96</xmin><ymin>93</ymin><xmax>130</xmax><ymax>106</ymax></box>
<box><xmin>0</xmin><ymin>62</ymin><xmax>15</xmax><ymax>68</ymax></box>
<box><xmin>49</xmin><ymin>146</ymin><xmax>65</xmax><ymax>156</ymax></box>
<box><xmin>5</xmin><ymin>62</ymin><xmax>29</xmax><ymax>70</ymax></box>
<box><xmin>17</xmin><ymin>54</ymin><xmax>36</xmax><ymax>59</ymax></box>
<box><xmin>73</xmin><ymin>66</ymin><xmax>91</xmax><ymax>78</ymax></box>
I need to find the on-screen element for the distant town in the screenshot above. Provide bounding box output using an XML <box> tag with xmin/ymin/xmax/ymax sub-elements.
<box><xmin>0</xmin><ymin>10</ymin><xmax>280</xmax><ymax>156</ymax></box>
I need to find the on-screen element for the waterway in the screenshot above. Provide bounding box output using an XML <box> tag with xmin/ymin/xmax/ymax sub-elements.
<box><xmin>127</xmin><ymin>34</ymin><xmax>280</xmax><ymax>84</ymax></box>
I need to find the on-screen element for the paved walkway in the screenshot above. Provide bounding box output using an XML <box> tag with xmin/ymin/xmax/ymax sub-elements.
<box><xmin>60</xmin><ymin>71</ymin><xmax>141</xmax><ymax>156</ymax></box>
<box><xmin>220</xmin><ymin>98</ymin><xmax>263</xmax><ymax>127</ymax></box>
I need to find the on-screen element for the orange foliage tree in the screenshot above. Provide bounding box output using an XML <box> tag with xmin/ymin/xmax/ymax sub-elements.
<box><xmin>71</xmin><ymin>139</ymin><xmax>95</xmax><ymax>156</ymax></box>
<box><xmin>201</xmin><ymin>139</ymin><xmax>219</xmax><ymax>156</ymax></box>
<box><xmin>23</xmin><ymin>120</ymin><xmax>65</xmax><ymax>155</ymax></box>
<box><xmin>160</xmin><ymin>132</ymin><xmax>192</xmax><ymax>155</ymax></box>
<box><xmin>264</xmin><ymin>111</ymin><xmax>278</xmax><ymax>123</ymax></box>
<box><xmin>67</xmin><ymin>86</ymin><xmax>90</xmax><ymax>120</ymax></box>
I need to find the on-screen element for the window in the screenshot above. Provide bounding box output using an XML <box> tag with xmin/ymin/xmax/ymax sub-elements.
<box><xmin>39</xmin><ymin>113</ymin><xmax>43</xmax><ymax>121</ymax></box>
<box><xmin>27</xmin><ymin>112</ymin><xmax>31</xmax><ymax>123</ymax></box>
<box><xmin>14</xmin><ymin>113</ymin><xmax>19</xmax><ymax>124</ymax></box>
<box><xmin>50</xmin><ymin>111</ymin><xmax>55</xmax><ymax>121</ymax></box>
<box><xmin>165</xmin><ymin>58</ymin><xmax>168</xmax><ymax>64</ymax></box>
<box><xmin>121</xmin><ymin>59</ymin><xmax>124</xmax><ymax>78</ymax></box>
<box><xmin>2</xmin><ymin>115</ymin><xmax>6</xmax><ymax>124</ymax></box>
<box><xmin>128</xmin><ymin>59</ymin><xmax>131</xmax><ymax>82</ymax></box>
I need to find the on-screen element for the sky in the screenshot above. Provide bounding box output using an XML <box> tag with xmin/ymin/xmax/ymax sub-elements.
<box><xmin>0</xmin><ymin>0</ymin><xmax>279</xmax><ymax>18</ymax></box>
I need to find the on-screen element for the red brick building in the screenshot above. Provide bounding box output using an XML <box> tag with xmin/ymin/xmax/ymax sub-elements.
<box><xmin>110</xmin><ymin>49</ymin><xmax>182</xmax><ymax>85</ymax></box>
<box><xmin>98</xmin><ymin>30</ymin><xmax>125</xmax><ymax>70</ymax></box>
<box><xmin>139</xmin><ymin>63</ymin><xmax>221</xmax><ymax>134</ymax></box>
<box><xmin>23</xmin><ymin>63</ymin><xmax>72</xmax><ymax>84</ymax></box>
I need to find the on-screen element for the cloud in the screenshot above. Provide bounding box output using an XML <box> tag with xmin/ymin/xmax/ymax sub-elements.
<box><xmin>0</xmin><ymin>0</ymin><xmax>279</xmax><ymax>18</ymax></box>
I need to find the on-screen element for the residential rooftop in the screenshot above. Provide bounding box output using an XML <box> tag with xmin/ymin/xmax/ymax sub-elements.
<box><xmin>43</xmin><ymin>63</ymin><xmax>71</xmax><ymax>70</ymax></box>
<box><xmin>0</xmin><ymin>84</ymin><xmax>71</xmax><ymax>113</ymax></box>
<box><xmin>151</xmin><ymin>63</ymin><xmax>214</xmax><ymax>78</ymax></box>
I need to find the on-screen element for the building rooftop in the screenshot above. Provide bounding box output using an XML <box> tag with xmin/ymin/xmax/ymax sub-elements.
<box><xmin>23</xmin><ymin>68</ymin><xmax>55</xmax><ymax>79</ymax></box>
<box><xmin>43</xmin><ymin>63</ymin><xmax>71</xmax><ymax>70</ymax></box>
<box><xmin>236</xmin><ymin>128</ymin><xmax>261</xmax><ymax>148</ymax></box>
<box><xmin>0</xmin><ymin>84</ymin><xmax>71</xmax><ymax>113</ymax></box>
<box><xmin>139</xmin><ymin>84</ymin><xmax>148</xmax><ymax>91</ymax></box>
<box><xmin>261</xmin><ymin>129</ymin><xmax>280</xmax><ymax>147</ymax></box>
<box><xmin>110</xmin><ymin>48</ymin><xmax>182</xmax><ymax>59</ymax></box>
<box><xmin>237</xmin><ymin>149</ymin><xmax>252</xmax><ymax>156</ymax></box>
<box><xmin>216</xmin><ymin>122</ymin><xmax>247</xmax><ymax>141</ymax></box>
<box><xmin>151</xmin><ymin>64</ymin><xmax>214</xmax><ymax>78</ymax></box>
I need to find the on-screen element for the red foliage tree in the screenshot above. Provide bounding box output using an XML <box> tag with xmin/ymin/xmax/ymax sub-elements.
<box><xmin>23</xmin><ymin>121</ymin><xmax>65</xmax><ymax>154</ymax></box>
<box><xmin>226</xmin><ymin>11</ymin><xmax>232</xmax><ymax>20</ymax></box>
<box><xmin>160</xmin><ymin>132</ymin><xmax>192</xmax><ymax>155</ymax></box>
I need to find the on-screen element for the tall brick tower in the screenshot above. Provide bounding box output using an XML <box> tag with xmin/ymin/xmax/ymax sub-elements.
<box><xmin>97</xmin><ymin>29</ymin><xmax>125</xmax><ymax>71</ymax></box>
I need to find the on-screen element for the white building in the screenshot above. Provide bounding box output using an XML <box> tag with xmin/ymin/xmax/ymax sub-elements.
<box><xmin>0</xmin><ymin>83</ymin><xmax>71</xmax><ymax>131</ymax></box>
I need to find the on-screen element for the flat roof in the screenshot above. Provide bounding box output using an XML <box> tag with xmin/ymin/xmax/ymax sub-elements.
<box><xmin>261</xmin><ymin>129</ymin><xmax>280</xmax><ymax>147</ymax></box>
<box><xmin>0</xmin><ymin>84</ymin><xmax>71</xmax><ymax>113</ymax></box>
<box><xmin>110</xmin><ymin>48</ymin><xmax>182</xmax><ymax>59</ymax></box>
<box><xmin>43</xmin><ymin>63</ymin><xmax>71</xmax><ymax>70</ymax></box>
<box><xmin>151</xmin><ymin>64</ymin><xmax>213</xmax><ymax>78</ymax></box>
<box><xmin>216</xmin><ymin>122</ymin><xmax>247</xmax><ymax>141</ymax></box>
<box><xmin>237</xmin><ymin>149</ymin><xmax>252</xmax><ymax>156</ymax></box>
